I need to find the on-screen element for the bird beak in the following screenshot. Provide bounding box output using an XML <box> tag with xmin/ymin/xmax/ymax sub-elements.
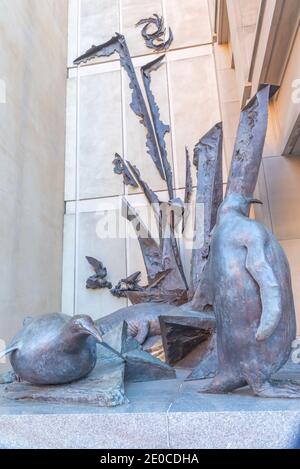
<box><xmin>83</xmin><ymin>324</ymin><xmax>103</xmax><ymax>343</ymax></box>
<box><xmin>248</xmin><ymin>198</ymin><xmax>263</xmax><ymax>205</ymax></box>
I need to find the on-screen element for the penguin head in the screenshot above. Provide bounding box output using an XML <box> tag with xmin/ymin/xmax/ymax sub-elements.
<box><xmin>69</xmin><ymin>315</ymin><xmax>103</xmax><ymax>343</ymax></box>
<box><xmin>218</xmin><ymin>193</ymin><xmax>263</xmax><ymax>218</ymax></box>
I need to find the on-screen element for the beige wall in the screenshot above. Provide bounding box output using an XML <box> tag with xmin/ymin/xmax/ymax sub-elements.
<box><xmin>63</xmin><ymin>0</ymin><xmax>222</xmax><ymax>319</ymax></box>
<box><xmin>0</xmin><ymin>0</ymin><xmax>68</xmax><ymax>367</ymax></box>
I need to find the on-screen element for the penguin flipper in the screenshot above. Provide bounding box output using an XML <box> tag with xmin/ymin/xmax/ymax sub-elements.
<box><xmin>245</xmin><ymin>239</ymin><xmax>282</xmax><ymax>341</ymax></box>
<box><xmin>0</xmin><ymin>344</ymin><xmax>19</xmax><ymax>360</ymax></box>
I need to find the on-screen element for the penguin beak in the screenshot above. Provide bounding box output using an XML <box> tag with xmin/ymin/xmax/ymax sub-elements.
<box><xmin>82</xmin><ymin>324</ymin><xmax>103</xmax><ymax>343</ymax></box>
<box><xmin>248</xmin><ymin>198</ymin><xmax>263</xmax><ymax>205</ymax></box>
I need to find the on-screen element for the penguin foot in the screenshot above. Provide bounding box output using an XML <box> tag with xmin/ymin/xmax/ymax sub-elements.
<box><xmin>198</xmin><ymin>374</ymin><xmax>246</xmax><ymax>394</ymax></box>
<box><xmin>253</xmin><ymin>381</ymin><xmax>300</xmax><ymax>399</ymax></box>
<box><xmin>12</xmin><ymin>373</ymin><xmax>21</xmax><ymax>383</ymax></box>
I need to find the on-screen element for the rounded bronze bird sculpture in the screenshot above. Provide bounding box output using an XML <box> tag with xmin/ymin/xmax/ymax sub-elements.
<box><xmin>198</xmin><ymin>193</ymin><xmax>299</xmax><ymax>398</ymax></box>
<box><xmin>86</xmin><ymin>256</ymin><xmax>112</xmax><ymax>290</ymax></box>
<box><xmin>0</xmin><ymin>313</ymin><xmax>103</xmax><ymax>385</ymax></box>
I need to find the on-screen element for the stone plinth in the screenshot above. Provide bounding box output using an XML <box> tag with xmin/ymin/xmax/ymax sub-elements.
<box><xmin>0</xmin><ymin>367</ymin><xmax>300</xmax><ymax>449</ymax></box>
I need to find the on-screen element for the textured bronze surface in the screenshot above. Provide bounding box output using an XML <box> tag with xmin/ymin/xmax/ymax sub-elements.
<box><xmin>190</xmin><ymin>123</ymin><xmax>223</xmax><ymax>299</ymax></box>
<box><xmin>226</xmin><ymin>85</ymin><xmax>279</xmax><ymax>198</ymax></box>
<box><xmin>75</xmin><ymin>34</ymin><xmax>165</xmax><ymax>179</ymax></box>
<box><xmin>141</xmin><ymin>55</ymin><xmax>173</xmax><ymax>199</ymax></box>
<box><xmin>195</xmin><ymin>86</ymin><xmax>300</xmax><ymax>398</ymax></box>
<box><xmin>159</xmin><ymin>312</ymin><xmax>216</xmax><ymax>365</ymax></box>
<box><xmin>136</xmin><ymin>14</ymin><xmax>174</xmax><ymax>51</ymax></box>
<box><xmin>112</xmin><ymin>153</ymin><xmax>138</xmax><ymax>187</ymax></box>
<box><xmin>197</xmin><ymin>192</ymin><xmax>299</xmax><ymax>398</ymax></box>
<box><xmin>75</xmin><ymin>35</ymin><xmax>298</xmax><ymax>399</ymax></box>
<box><xmin>86</xmin><ymin>256</ymin><xmax>112</xmax><ymax>290</ymax></box>
<box><xmin>0</xmin><ymin>314</ymin><xmax>103</xmax><ymax>385</ymax></box>
<box><xmin>96</xmin><ymin>303</ymin><xmax>177</xmax><ymax>346</ymax></box>
<box><xmin>75</xmin><ymin>36</ymin><xmax>188</xmax><ymax>302</ymax></box>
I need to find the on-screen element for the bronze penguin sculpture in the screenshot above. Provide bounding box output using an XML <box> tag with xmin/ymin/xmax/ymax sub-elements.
<box><xmin>199</xmin><ymin>193</ymin><xmax>299</xmax><ymax>398</ymax></box>
<box><xmin>0</xmin><ymin>313</ymin><xmax>103</xmax><ymax>385</ymax></box>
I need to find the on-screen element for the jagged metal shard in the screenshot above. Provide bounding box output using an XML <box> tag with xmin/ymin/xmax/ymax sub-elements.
<box><xmin>74</xmin><ymin>34</ymin><xmax>165</xmax><ymax>180</ymax></box>
<box><xmin>159</xmin><ymin>311</ymin><xmax>216</xmax><ymax>366</ymax></box>
<box><xmin>182</xmin><ymin>147</ymin><xmax>193</xmax><ymax>233</ymax></box>
<box><xmin>124</xmin><ymin>163</ymin><xmax>187</xmax><ymax>293</ymax></box>
<box><xmin>226</xmin><ymin>84</ymin><xmax>279</xmax><ymax>198</ymax></box>
<box><xmin>121</xmin><ymin>197</ymin><xmax>163</xmax><ymax>280</ymax></box>
<box><xmin>126</xmin><ymin>162</ymin><xmax>161</xmax><ymax>226</ymax></box>
<box><xmin>141</xmin><ymin>55</ymin><xmax>173</xmax><ymax>200</ymax></box>
<box><xmin>189</xmin><ymin>122</ymin><xmax>223</xmax><ymax>298</ymax></box>
<box><xmin>113</xmin><ymin>153</ymin><xmax>138</xmax><ymax>187</ymax></box>
<box><xmin>121</xmin><ymin>197</ymin><xmax>187</xmax><ymax>304</ymax></box>
<box><xmin>161</xmin><ymin>222</ymin><xmax>188</xmax><ymax>291</ymax></box>
<box><xmin>97</xmin><ymin>319</ymin><xmax>175</xmax><ymax>384</ymax></box>
<box><xmin>136</xmin><ymin>14</ymin><xmax>174</xmax><ymax>51</ymax></box>
<box><xmin>117</xmin><ymin>322</ymin><xmax>175</xmax><ymax>383</ymax></box>
<box><xmin>184</xmin><ymin>147</ymin><xmax>193</xmax><ymax>205</ymax></box>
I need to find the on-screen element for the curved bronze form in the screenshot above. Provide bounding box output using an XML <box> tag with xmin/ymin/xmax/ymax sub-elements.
<box><xmin>0</xmin><ymin>314</ymin><xmax>103</xmax><ymax>385</ymax></box>
<box><xmin>136</xmin><ymin>14</ymin><xmax>174</xmax><ymax>51</ymax></box>
<box><xmin>112</xmin><ymin>153</ymin><xmax>138</xmax><ymax>188</ymax></box>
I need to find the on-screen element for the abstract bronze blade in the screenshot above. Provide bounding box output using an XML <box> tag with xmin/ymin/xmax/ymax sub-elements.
<box><xmin>182</xmin><ymin>147</ymin><xmax>193</xmax><ymax>233</ymax></box>
<box><xmin>113</xmin><ymin>153</ymin><xmax>138</xmax><ymax>187</ymax></box>
<box><xmin>226</xmin><ymin>84</ymin><xmax>279</xmax><ymax>198</ymax></box>
<box><xmin>184</xmin><ymin>147</ymin><xmax>193</xmax><ymax>205</ymax></box>
<box><xmin>141</xmin><ymin>55</ymin><xmax>174</xmax><ymax>200</ymax></box>
<box><xmin>74</xmin><ymin>34</ymin><xmax>165</xmax><ymax>180</ymax></box>
<box><xmin>121</xmin><ymin>197</ymin><xmax>163</xmax><ymax>281</ymax></box>
<box><xmin>190</xmin><ymin>122</ymin><xmax>223</xmax><ymax>296</ymax></box>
